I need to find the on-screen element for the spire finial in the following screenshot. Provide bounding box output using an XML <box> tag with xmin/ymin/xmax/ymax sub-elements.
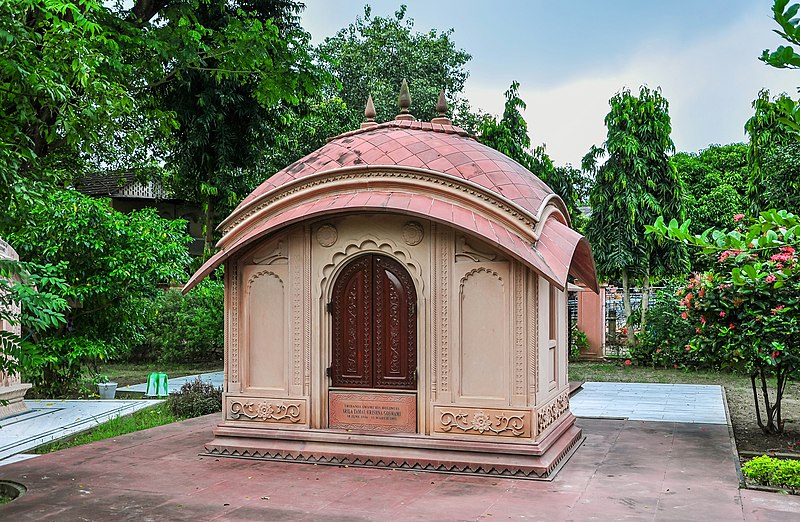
<box><xmin>361</xmin><ymin>94</ymin><xmax>378</xmax><ymax>129</ymax></box>
<box><xmin>395</xmin><ymin>79</ymin><xmax>415</xmax><ymax>121</ymax></box>
<box><xmin>364</xmin><ymin>94</ymin><xmax>376</xmax><ymax>121</ymax></box>
<box><xmin>436</xmin><ymin>88</ymin><xmax>447</xmax><ymax>116</ymax></box>
<box><xmin>431</xmin><ymin>87</ymin><xmax>452</xmax><ymax>125</ymax></box>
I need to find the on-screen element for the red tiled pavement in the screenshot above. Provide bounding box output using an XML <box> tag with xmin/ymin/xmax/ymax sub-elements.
<box><xmin>1</xmin><ymin>415</ymin><xmax>798</xmax><ymax>521</ymax></box>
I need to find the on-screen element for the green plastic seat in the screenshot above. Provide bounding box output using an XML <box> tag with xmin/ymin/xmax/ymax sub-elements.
<box><xmin>146</xmin><ymin>372</ymin><xmax>169</xmax><ymax>397</ymax></box>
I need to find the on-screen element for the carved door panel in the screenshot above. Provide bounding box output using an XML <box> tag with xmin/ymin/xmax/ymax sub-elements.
<box><xmin>331</xmin><ymin>255</ymin><xmax>417</xmax><ymax>390</ymax></box>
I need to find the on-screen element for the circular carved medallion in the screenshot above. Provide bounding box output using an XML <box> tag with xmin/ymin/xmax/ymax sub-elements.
<box><xmin>316</xmin><ymin>224</ymin><xmax>338</xmax><ymax>247</ymax></box>
<box><xmin>402</xmin><ymin>221</ymin><xmax>424</xmax><ymax>246</ymax></box>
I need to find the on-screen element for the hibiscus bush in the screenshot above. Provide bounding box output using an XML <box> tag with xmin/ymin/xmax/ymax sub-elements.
<box><xmin>648</xmin><ymin>210</ymin><xmax>800</xmax><ymax>434</ymax></box>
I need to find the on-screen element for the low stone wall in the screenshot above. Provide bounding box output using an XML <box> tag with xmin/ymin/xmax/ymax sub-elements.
<box><xmin>0</xmin><ymin>237</ymin><xmax>31</xmax><ymax>419</ymax></box>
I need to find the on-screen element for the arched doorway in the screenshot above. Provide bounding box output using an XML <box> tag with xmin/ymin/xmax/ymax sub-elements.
<box><xmin>330</xmin><ymin>254</ymin><xmax>417</xmax><ymax>390</ymax></box>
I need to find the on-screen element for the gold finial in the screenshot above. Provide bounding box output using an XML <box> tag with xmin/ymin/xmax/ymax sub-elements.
<box><xmin>395</xmin><ymin>79</ymin><xmax>415</xmax><ymax>121</ymax></box>
<box><xmin>431</xmin><ymin>88</ymin><xmax>452</xmax><ymax>125</ymax></box>
<box><xmin>361</xmin><ymin>94</ymin><xmax>378</xmax><ymax>129</ymax></box>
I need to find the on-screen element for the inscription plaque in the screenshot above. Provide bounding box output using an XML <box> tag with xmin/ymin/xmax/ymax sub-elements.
<box><xmin>329</xmin><ymin>391</ymin><xmax>416</xmax><ymax>433</ymax></box>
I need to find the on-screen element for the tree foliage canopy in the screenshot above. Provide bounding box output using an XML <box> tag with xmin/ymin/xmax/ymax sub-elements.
<box><xmin>585</xmin><ymin>86</ymin><xmax>686</xmax><ymax>281</ymax></box>
<box><xmin>317</xmin><ymin>4</ymin><xmax>476</xmax><ymax>127</ymax></box>
<box><xmin>672</xmin><ymin>143</ymin><xmax>749</xmax><ymax>235</ymax></box>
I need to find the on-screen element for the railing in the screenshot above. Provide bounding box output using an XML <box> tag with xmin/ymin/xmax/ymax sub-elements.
<box><xmin>603</xmin><ymin>286</ymin><xmax>663</xmax><ymax>357</ymax></box>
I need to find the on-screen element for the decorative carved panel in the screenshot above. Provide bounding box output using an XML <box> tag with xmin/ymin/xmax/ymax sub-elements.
<box><xmin>433</xmin><ymin>406</ymin><xmax>530</xmax><ymax>438</ymax></box>
<box><xmin>536</xmin><ymin>391</ymin><xmax>570</xmax><ymax>435</ymax></box>
<box><xmin>402</xmin><ymin>221</ymin><xmax>424</xmax><ymax>246</ymax></box>
<box><xmin>316</xmin><ymin>224</ymin><xmax>338</xmax><ymax>247</ymax></box>
<box><xmin>226</xmin><ymin>397</ymin><xmax>307</xmax><ymax>426</ymax></box>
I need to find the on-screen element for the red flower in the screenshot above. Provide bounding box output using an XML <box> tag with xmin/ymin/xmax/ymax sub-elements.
<box><xmin>766</xmin><ymin>274</ymin><xmax>776</xmax><ymax>284</ymax></box>
<box><xmin>624</xmin><ymin>360</ymin><xmax>631</xmax><ymax>366</ymax></box>
<box><xmin>772</xmin><ymin>351</ymin><xmax>781</xmax><ymax>358</ymax></box>
<box><xmin>719</xmin><ymin>311</ymin><xmax>726</xmax><ymax>318</ymax></box>
<box><xmin>734</xmin><ymin>213</ymin><xmax>745</xmax><ymax>222</ymax></box>
<box><xmin>656</xmin><ymin>349</ymin><xmax>661</xmax><ymax>353</ymax></box>
<box><xmin>696</xmin><ymin>328</ymin><xmax>701</xmax><ymax>333</ymax></box>
<box><xmin>681</xmin><ymin>311</ymin><xmax>688</xmax><ymax>320</ymax></box>
<box><xmin>685</xmin><ymin>346</ymin><xmax>692</xmax><ymax>351</ymax></box>
<box><xmin>729</xmin><ymin>323</ymin><xmax>735</xmax><ymax>329</ymax></box>
<box><xmin>700</xmin><ymin>316</ymin><xmax>706</xmax><ymax>324</ymax></box>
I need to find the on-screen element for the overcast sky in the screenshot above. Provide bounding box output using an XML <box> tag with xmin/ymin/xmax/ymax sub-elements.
<box><xmin>301</xmin><ymin>1</ymin><xmax>800</xmax><ymax>167</ymax></box>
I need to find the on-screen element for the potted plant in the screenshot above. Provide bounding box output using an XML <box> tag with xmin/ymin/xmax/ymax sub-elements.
<box><xmin>95</xmin><ymin>374</ymin><xmax>118</xmax><ymax>399</ymax></box>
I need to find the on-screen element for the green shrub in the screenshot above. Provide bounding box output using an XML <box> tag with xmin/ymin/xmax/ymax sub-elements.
<box><xmin>134</xmin><ymin>278</ymin><xmax>224</xmax><ymax>363</ymax></box>
<box><xmin>630</xmin><ymin>285</ymin><xmax>694</xmax><ymax>368</ymax></box>
<box><xmin>570</xmin><ymin>327</ymin><xmax>589</xmax><ymax>362</ymax></box>
<box><xmin>741</xmin><ymin>455</ymin><xmax>800</xmax><ymax>490</ymax></box>
<box><xmin>168</xmin><ymin>377</ymin><xmax>222</xmax><ymax>418</ymax></box>
<box><xmin>24</xmin><ymin>336</ymin><xmax>112</xmax><ymax>397</ymax></box>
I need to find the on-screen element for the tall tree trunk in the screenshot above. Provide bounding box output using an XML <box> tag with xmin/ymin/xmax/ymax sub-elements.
<box><xmin>203</xmin><ymin>196</ymin><xmax>215</xmax><ymax>259</ymax></box>
<box><xmin>640</xmin><ymin>266</ymin><xmax>650</xmax><ymax>339</ymax></box>
<box><xmin>621</xmin><ymin>268</ymin><xmax>634</xmax><ymax>344</ymax></box>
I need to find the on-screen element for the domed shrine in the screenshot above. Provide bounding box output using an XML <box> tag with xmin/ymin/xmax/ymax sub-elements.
<box><xmin>185</xmin><ymin>84</ymin><xmax>598</xmax><ymax>478</ymax></box>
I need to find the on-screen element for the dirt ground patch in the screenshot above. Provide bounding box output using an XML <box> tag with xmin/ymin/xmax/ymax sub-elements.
<box><xmin>570</xmin><ymin>361</ymin><xmax>800</xmax><ymax>456</ymax></box>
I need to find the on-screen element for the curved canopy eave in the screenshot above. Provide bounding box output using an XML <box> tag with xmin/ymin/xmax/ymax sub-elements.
<box><xmin>183</xmin><ymin>192</ymin><xmax>572</xmax><ymax>294</ymax></box>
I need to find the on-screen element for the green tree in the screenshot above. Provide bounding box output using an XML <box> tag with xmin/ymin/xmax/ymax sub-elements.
<box><xmin>317</xmin><ymin>4</ymin><xmax>478</xmax><ymax>127</ymax></box>
<box><xmin>584</xmin><ymin>86</ymin><xmax>686</xmax><ymax>341</ymax></box>
<box><xmin>5</xmin><ymin>190</ymin><xmax>191</xmax><ymax>395</ymax></box>
<box><xmin>672</xmin><ymin>143</ymin><xmax>749</xmax><ymax>235</ymax></box>
<box><xmin>744</xmin><ymin>90</ymin><xmax>800</xmax><ymax>214</ymax></box>
<box><xmin>479</xmin><ymin>81</ymin><xmax>590</xmax><ymax>230</ymax></box>
<box><xmin>157</xmin><ymin>0</ymin><xmax>326</xmax><ymax>256</ymax></box>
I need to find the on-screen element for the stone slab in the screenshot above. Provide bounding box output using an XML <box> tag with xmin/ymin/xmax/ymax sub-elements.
<box><xmin>0</xmin><ymin>399</ymin><xmax>162</xmax><ymax>463</ymax></box>
<box><xmin>329</xmin><ymin>391</ymin><xmax>416</xmax><ymax>433</ymax></box>
<box><xmin>569</xmin><ymin>381</ymin><xmax>727</xmax><ymax>424</ymax></box>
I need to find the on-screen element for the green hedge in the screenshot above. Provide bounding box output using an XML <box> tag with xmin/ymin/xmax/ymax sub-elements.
<box><xmin>741</xmin><ymin>455</ymin><xmax>800</xmax><ymax>490</ymax></box>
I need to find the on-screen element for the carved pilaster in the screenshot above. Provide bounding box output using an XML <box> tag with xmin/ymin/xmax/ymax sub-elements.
<box><xmin>431</xmin><ymin>223</ymin><xmax>438</xmax><ymax>399</ymax></box>
<box><xmin>514</xmin><ymin>264</ymin><xmax>525</xmax><ymax>399</ymax></box>
<box><xmin>528</xmin><ymin>272</ymin><xmax>537</xmax><ymax>406</ymax></box>
<box><xmin>439</xmin><ymin>230</ymin><xmax>450</xmax><ymax>394</ymax></box>
<box><xmin>303</xmin><ymin>226</ymin><xmax>312</xmax><ymax>397</ymax></box>
<box><xmin>291</xmin><ymin>234</ymin><xmax>303</xmax><ymax>390</ymax></box>
<box><xmin>230</xmin><ymin>262</ymin><xmax>240</xmax><ymax>385</ymax></box>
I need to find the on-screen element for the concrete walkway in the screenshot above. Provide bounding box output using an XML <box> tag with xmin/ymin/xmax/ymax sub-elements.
<box><xmin>569</xmin><ymin>382</ymin><xmax>728</xmax><ymax>424</ymax></box>
<box><xmin>0</xmin><ymin>399</ymin><xmax>162</xmax><ymax>465</ymax></box>
<box><xmin>1</xmin><ymin>414</ymin><xmax>798</xmax><ymax>520</ymax></box>
<box><xmin>118</xmin><ymin>371</ymin><xmax>224</xmax><ymax>394</ymax></box>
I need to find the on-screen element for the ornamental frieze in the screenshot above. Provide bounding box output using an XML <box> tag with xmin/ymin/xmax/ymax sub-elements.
<box><xmin>227</xmin><ymin>398</ymin><xmax>306</xmax><ymax>425</ymax></box>
<box><xmin>433</xmin><ymin>406</ymin><xmax>531</xmax><ymax>438</ymax></box>
<box><xmin>536</xmin><ymin>392</ymin><xmax>570</xmax><ymax>434</ymax></box>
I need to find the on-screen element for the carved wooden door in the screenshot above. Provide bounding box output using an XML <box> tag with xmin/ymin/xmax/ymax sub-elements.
<box><xmin>331</xmin><ymin>255</ymin><xmax>417</xmax><ymax>390</ymax></box>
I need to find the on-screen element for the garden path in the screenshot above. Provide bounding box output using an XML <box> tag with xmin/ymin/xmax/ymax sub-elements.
<box><xmin>0</xmin><ymin>399</ymin><xmax>162</xmax><ymax>465</ymax></box>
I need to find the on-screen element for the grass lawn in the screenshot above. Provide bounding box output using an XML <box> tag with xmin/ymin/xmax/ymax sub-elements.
<box><xmin>97</xmin><ymin>361</ymin><xmax>223</xmax><ymax>387</ymax></box>
<box><xmin>570</xmin><ymin>360</ymin><xmax>800</xmax><ymax>456</ymax></box>
<box><xmin>32</xmin><ymin>402</ymin><xmax>178</xmax><ymax>454</ymax></box>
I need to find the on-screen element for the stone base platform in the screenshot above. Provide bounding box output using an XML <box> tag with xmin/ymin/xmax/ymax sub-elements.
<box><xmin>0</xmin><ymin>383</ymin><xmax>32</xmax><ymax>419</ymax></box>
<box><xmin>203</xmin><ymin>414</ymin><xmax>582</xmax><ymax>479</ymax></box>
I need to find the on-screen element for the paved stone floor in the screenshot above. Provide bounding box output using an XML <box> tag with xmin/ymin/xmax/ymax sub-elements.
<box><xmin>118</xmin><ymin>371</ymin><xmax>224</xmax><ymax>394</ymax></box>
<box><xmin>569</xmin><ymin>382</ymin><xmax>728</xmax><ymax>424</ymax></box>
<box><xmin>0</xmin><ymin>400</ymin><xmax>162</xmax><ymax>464</ymax></box>
<box><xmin>0</xmin><ymin>414</ymin><xmax>798</xmax><ymax>521</ymax></box>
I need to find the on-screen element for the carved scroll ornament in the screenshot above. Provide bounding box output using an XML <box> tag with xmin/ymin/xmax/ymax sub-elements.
<box><xmin>229</xmin><ymin>400</ymin><xmax>303</xmax><ymax>423</ymax></box>
<box><xmin>438</xmin><ymin>409</ymin><xmax>527</xmax><ymax>437</ymax></box>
